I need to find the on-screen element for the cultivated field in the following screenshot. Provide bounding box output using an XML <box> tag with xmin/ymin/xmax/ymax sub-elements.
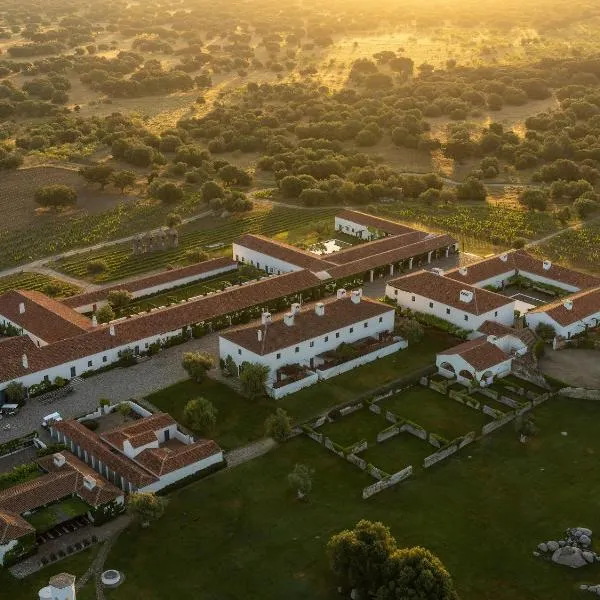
<box><xmin>0</xmin><ymin>272</ymin><xmax>80</xmax><ymax>297</ymax></box>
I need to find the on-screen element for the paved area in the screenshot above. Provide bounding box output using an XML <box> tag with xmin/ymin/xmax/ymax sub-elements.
<box><xmin>225</xmin><ymin>438</ymin><xmax>277</xmax><ymax>469</ymax></box>
<box><xmin>0</xmin><ymin>447</ymin><xmax>38</xmax><ymax>473</ymax></box>
<box><xmin>539</xmin><ymin>349</ymin><xmax>600</xmax><ymax>389</ymax></box>
<box><xmin>0</xmin><ymin>333</ymin><xmax>220</xmax><ymax>443</ymax></box>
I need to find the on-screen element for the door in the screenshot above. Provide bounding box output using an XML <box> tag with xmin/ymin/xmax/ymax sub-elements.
<box><xmin>164</xmin><ymin>429</ymin><xmax>170</xmax><ymax>442</ymax></box>
<box><xmin>70</xmin><ymin>366</ymin><xmax>76</xmax><ymax>377</ymax></box>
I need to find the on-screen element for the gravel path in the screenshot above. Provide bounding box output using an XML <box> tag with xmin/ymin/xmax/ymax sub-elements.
<box><xmin>0</xmin><ymin>333</ymin><xmax>220</xmax><ymax>443</ymax></box>
<box><xmin>225</xmin><ymin>438</ymin><xmax>277</xmax><ymax>469</ymax></box>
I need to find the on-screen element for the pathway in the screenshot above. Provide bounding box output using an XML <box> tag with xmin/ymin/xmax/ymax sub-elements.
<box><xmin>224</xmin><ymin>437</ymin><xmax>277</xmax><ymax>469</ymax></box>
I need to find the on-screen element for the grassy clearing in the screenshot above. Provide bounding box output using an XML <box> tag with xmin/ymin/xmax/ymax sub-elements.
<box><xmin>25</xmin><ymin>497</ymin><xmax>90</xmax><ymax>533</ymax></box>
<box><xmin>51</xmin><ymin>206</ymin><xmax>337</xmax><ymax>283</ymax></box>
<box><xmin>0</xmin><ymin>272</ymin><xmax>80</xmax><ymax>297</ymax></box>
<box><xmin>380</xmin><ymin>386</ymin><xmax>490</xmax><ymax>440</ymax></box>
<box><xmin>360</xmin><ymin>432</ymin><xmax>433</xmax><ymax>474</ymax></box>
<box><xmin>319</xmin><ymin>411</ymin><xmax>390</xmax><ymax>448</ymax></box>
<box><xmin>99</xmin><ymin>397</ymin><xmax>600</xmax><ymax>600</ymax></box>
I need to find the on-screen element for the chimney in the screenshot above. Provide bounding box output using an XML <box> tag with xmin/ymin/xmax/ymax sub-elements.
<box><xmin>563</xmin><ymin>299</ymin><xmax>573</xmax><ymax>311</ymax></box>
<box><xmin>283</xmin><ymin>312</ymin><xmax>294</xmax><ymax>327</ymax></box>
<box><xmin>315</xmin><ymin>302</ymin><xmax>325</xmax><ymax>316</ymax></box>
<box><xmin>336</xmin><ymin>288</ymin><xmax>347</xmax><ymax>299</ymax></box>
<box><xmin>83</xmin><ymin>475</ymin><xmax>97</xmax><ymax>490</ymax></box>
<box><xmin>109</xmin><ymin>324</ymin><xmax>116</xmax><ymax>336</ymax></box>
<box><xmin>22</xmin><ymin>354</ymin><xmax>28</xmax><ymax>369</ymax></box>
<box><xmin>543</xmin><ymin>260</ymin><xmax>552</xmax><ymax>271</ymax></box>
<box><xmin>291</xmin><ymin>302</ymin><xmax>301</xmax><ymax>315</ymax></box>
<box><xmin>257</xmin><ymin>329</ymin><xmax>263</xmax><ymax>342</ymax></box>
<box><xmin>458</xmin><ymin>267</ymin><xmax>467</xmax><ymax>276</ymax></box>
<box><xmin>261</xmin><ymin>312</ymin><xmax>272</xmax><ymax>325</ymax></box>
<box><xmin>459</xmin><ymin>290</ymin><xmax>474</xmax><ymax>303</ymax></box>
<box><xmin>53</xmin><ymin>453</ymin><xmax>66</xmax><ymax>468</ymax></box>
<box><xmin>351</xmin><ymin>290</ymin><xmax>361</xmax><ymax>304</ymax></box>
<box><xmin>18</xmin><ymin>302</ymin><xmax>25</xmax><ymax>314</ymax></box>
<box><xmin>431</xmin><ymin>267</ymin><xmax>444</xmax><ymax>276</ymax></box>
<box><xmin>91</xmin><ymin>315</ymin><xmax>98</xmax><ymax>328</ymax></box>
<box><xmin>500</xmin><ymin>253</ymin><xmax>508</xmax><ymax>262</ymax></box>
<box><xmin>487</xmin><ymin>335</ymin><xmax>498</xmax><ymax>344</ymax></box>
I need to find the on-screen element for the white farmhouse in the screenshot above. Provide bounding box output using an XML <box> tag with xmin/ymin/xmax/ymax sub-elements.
<box><xmin>386</xmin><ymin>270</ymin><xmax>516</xmax><ymax>330</ymax></box>
<box><xmin>219</xmin><ymin>290</ymin><xmax>405</xmax><ymax>398</ymax></box>
<box><xmin>526</xmin><ymin>286</ymin><xmax>600</xmax><ymax>339</ymax></box>
<box><xmin>334</xmin><ymin>209</ymin><xmax>416</xmax><ymax>240</ymax></box>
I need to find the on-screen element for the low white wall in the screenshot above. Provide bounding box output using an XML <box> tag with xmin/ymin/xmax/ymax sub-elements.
<box><xmin>267</xmin><ymin>371</ymin><xmax>320</xmax><ymax>399</ymax></box>
<box><xmin>315</xmin><ymin>340</ymin><xmax>406</xmax><ymax>381</ymax></box>
<box><xmin>0</xmin><ymin>539</ymin><xmax>19</xmax><ymax>566</ymax></box>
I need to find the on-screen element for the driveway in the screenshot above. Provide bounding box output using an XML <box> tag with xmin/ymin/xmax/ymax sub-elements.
<box><xmin>0</xmin><ymin>332</ymin><xmax>220</xmax><ymax>443</ymax></box>
<box><xmin>539</xmin><ymin>349</ymin><xmax>600</xmax><ymax>388</ymax></box>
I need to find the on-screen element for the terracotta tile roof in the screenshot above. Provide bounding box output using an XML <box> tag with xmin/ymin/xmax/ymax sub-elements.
<box><xmin>62</xmin><ymin>257</ymin><xmax>237</xmax><ymax>309</ymax></box>
<box><xmin>327</xmin><ymin>234</ymin><xmax>457</xmax><ymax>279</ymax></box>
<box><xmin>0</xmin><ymin>452</ymin><xmax>121</xmax><ymax>518</ymax></box>
<box><xmin>234</xmin><ymin>234</ymin><xmax>335</xmax><ymax>271</ymax></box>
<box><xmin>52</xmin><ymin>421</ymin><xmax>157</xmax><ymax>488</ymax></box>
<box><xmin>0</xmin><ymin>290</ymin><xmax>93</xmax><ymax>343</ymax></box>
<box><xmin>439</xmin><ymin>338</ymin><xmax>510</xmax><ymax>371</ymax></box>
<box><xmin>527</xmin><ymin>285</ymin><xmax>600</xmax><ymax>326</ymax></box>
<box><xmin>49</xmin><ymin>573</ymin><xmax>76</xmax><ymax>589</ymax></box>
<box><xmin>221</xmin><ymin>295</ymin><xmax>393</xmax><ymax>355</ymax></box>
<box><xmin>135</xmin><ymin>439</ymin><xmax>221</xmax><ymax>476</ymax></box>
<box><xmin>445</xmin><ymin>250</ymin><xmax>600</xmax><ymax>290</ymax></box>
<box><xmin>0</xmin><ymin>335</ymin><xmax>45</xmax><ymax>382</ymax></box>
<box><xmin>101</xmin><ymin>413</ymin><xmax>175</xmax><ymax>449</ymax></box>
<box><xmin>326</xmin><ymin>231</ymin><xmax>429</xmax><ymax>265</ymax></box>
<box><xmin>336</xmin><ymin>210</ymin><xmax>417</xmax><ymax>235</ymax></box>
<box><xmin>477</xmin><ymin>320</ymin><xmax>521</xmax><ymax>338</ymax></box>
<box><xmin>388</xmin><ymin>270</ymin><xmax>514</xmax><ymax>315</ymax></box>
<box><xmin>0</xmin><ymin>510</ymin><xmax>34</xmax><ymax>543</ymax></box>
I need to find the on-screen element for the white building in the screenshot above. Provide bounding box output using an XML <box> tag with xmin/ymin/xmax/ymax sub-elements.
<box><xmin>386</xmin><ymin>270</ymin><xmax>516</xmax><ymax>330</ymax></box>
<box><xmin>334</xmin><ymin>209</ymin><xmax>416</xmax><ymax>240</ymax></box>
<box><xmin>526</xmin><ymin>286</ymin><xmax>600</xmax><ymax>339</ymax></box>
<box><xmin>39</xmin><ymin>573</ymin><xmax>76</xmax><ymax>600</ymax></box>
<box><xmin>219</xmin><ymin>290</ymin><xmax>405</xmax><ymax>398</ymax></box>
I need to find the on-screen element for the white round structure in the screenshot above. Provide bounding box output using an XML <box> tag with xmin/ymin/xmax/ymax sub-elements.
<box><xmin>38</xmin><ymin>586</ymin><xmax>52</xmax><ymax>600</ymax></box>
<box><xmin>101</xmin><ymin>569</ymin><xmax>122</xmax><ymax>587</ymax></box>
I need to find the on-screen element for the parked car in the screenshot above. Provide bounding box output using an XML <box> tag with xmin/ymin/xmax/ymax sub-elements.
<box><xmin>42</xmin><ymin>412</ymin><xmax>62</xmax><ymax>429</ymax></box>
<box><xmin>0</xmin><ymin>404</ymin><xmax>20</xmax><ymax>417</ymax></box>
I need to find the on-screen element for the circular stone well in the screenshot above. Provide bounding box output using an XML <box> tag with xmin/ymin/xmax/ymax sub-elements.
<box><xmin>101</xmin><ymin>570</ymin><xmax>122</xmax><ymax>588</ymax></box>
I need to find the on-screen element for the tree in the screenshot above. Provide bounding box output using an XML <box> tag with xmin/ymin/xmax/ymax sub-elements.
<box><xmin>182</xmin><ymin>351</ymin><xmax>215</xmax><ymax>382</ymax></box>
<box><xmin>107</xmin><ymin>289</ymin><xmax>133</xmax><ymax>310</ymax></box>
<box><xmin>327</xmin><ymin>520</ymin><xmax>398</xmax><ymax>597</ymax></box>
<box><xmin>96</xmin><ymin>305</ymin><xmax>115</xmax><ymax>324</ymax></box>
<box><xmin>128</xmin><ymin>492</ymin><xmax>166</xmax><ymax>527</ymax></box>
<box><xmin>34</xmin><ymin>184</ymin><xmax>77</xmax><ymax>208</ymax></box>
<box><xmin>223</xmin><ymin>354</ymin><xmax>238</xmax><ymax>377</ymax></box>
<box><xmin>279</xmin><ymin>175</ymin><xmax>305</xmax><ymax>198</ymax></box>
<box><xmin>111</xmin><ymin>170</ymin><xmax>136</xmax><ymax>193</ymax></box>
<box><xmin>80</xmin><ymin>164</ymin><xmax>114</xmax><ymax>190</ymax></box>
<box><xmin>515</xmin><ymin>414</ymin><xmax>538</xmax><ymax>444</ymax></box>
<box><xmin>166</xmin><ymin>212</ymin><xmax>182</xmax><ymax>228</ymax></box>
<box><xmin>153</xmin><ymin>181</ymin><xmax>184</xmax><ymax>204</ymax></box>
<box><xmin>456</xmin><ymin>177</ymin><xmax>487</xmax><ymax>202</ymax></box>
<box><xmin>375</xmin><ymin>547</ymin><xmax>459</xmax><ymax>600</ymax></box>
<box><xmin>239</xmin><ymin>362</ymin><xmax>270</xmax><ymax>399</ymax></box>
<box><xmin>183</xmin><ymin>397</ymin><xmax>217</xmax><ymax>434</ymax></box>
<box><xmin>5</xmin><ymin>381</ymin><xmax>25</xmax><ymax>405</ymax></box>
<box><xmin>519</xmin><ymin>189</ymin><xmax>548</xmax><ymax>211</ymax></box>
<box><xmin>535</xmin><ymin>322</ymin><xmax>556</xmax><ymax>341</ymax></box>
<box><xmin>265</xmin><ymin>408</ymin><xmax>292</xmax><ymax>442</ymax></box>
<box><xmin>201</xmin><ymin>180</ymin><xmax>225</xmax><ymax>202</ymax></box>
<box><xmin>287</xmin><ymin>463</ymin><xmax>314</xmax><ymax>500</ymax></box>
<box><xmin>573</xmin><ymin>197</ymin><xmax>598</xmax><ymax>219</ymax></box>
<box><xmin>116</xmin><ymin>402</ymin><xmax>131</xmax><ymax>423</ymax></box>
<box><xmin>395</xmin><ymin>318</ymin><xmax>424</xmax><ymax>344</ymax></box>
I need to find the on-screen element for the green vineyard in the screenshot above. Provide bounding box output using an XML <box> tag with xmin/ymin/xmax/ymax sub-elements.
<box><xmin>0</xmin><ymin>272</ymin><xmax>81</xmax><ymax>297</ymax></box>
<box><xmin>52</xmin><ymin>206</ymin><xmax>338</xmax><ymax>283</ymax></box>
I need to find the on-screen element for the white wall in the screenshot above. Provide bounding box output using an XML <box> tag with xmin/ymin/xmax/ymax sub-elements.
<box><xmin>140</xmin><ymin>451</ymin><xmax>224</xmax><ymax>493</ymax></box>
<box><xmin>0</xmin><ymin>538</ymin><xmax>19</xmax><ymax>566</ymax></box>
<box><xmin>436</xmin><ymin>353</ymin><xmax>513</xmax><ymax>382</ymax></box>
<box><xmin>219</xmin><ymin>307</ymin><xmax>396</xmax><ymax>383</ymax></box>
<box><xmin>468</xmin><ymin>270</ymin><xmax>515</xmax><ymax>289</ymax></box>
<box><xmin>266</xmin><ymin>371</ymin><xmax>320</xmax><ymax>399</ymax></box>
<box><xmin>334</xmin><ymin>216</ymin><xmax>372</xmax><ymax>240</ymax></box>
<box><xmin>232</xmin><ymin>243</ymin><xmax>302</xmax><ymax>275</ymax></box>
<box><xmin>73</xmin><ymin>264</ymin><xmax>238</xmax><ymax>313</ymax></box>
<box><xmin>386</xmin><ymin>284</ymin><xmax>515</xmax><ymax>330</ymax></box>
<box><xmin>519</xmin><ymin>269</ymin><xmax>580</xmax><ymax>293</ymax></box>
<box><xmin>526</xmin><ymin>309</ymin><xmax>600</xmax><ymax>339</ymax></box>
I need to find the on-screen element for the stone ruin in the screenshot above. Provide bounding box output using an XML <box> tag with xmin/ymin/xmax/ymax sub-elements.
<box><xmin>132</xmin><ymin>227</ymin><xmax>178</xmax><ymax>255</ymax></box>
<box><xmin>534</xmin><ymin>527</ymin><xmax>599</xmax><ymax>569</ymax></box>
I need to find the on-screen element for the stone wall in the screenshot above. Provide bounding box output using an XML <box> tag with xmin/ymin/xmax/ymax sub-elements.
<box><xmin>376</xmin><ymin>425</ymin><xmax>399</xmax><ymax>443</ymax></box>
<box><xmin>423</xmin><ymin>444</ymin><xmax>458</xmax><ymax>468</ymax></box>
<box><xmin>362</xmin><ymin>466</ymin><xmax>413</xmax><ymax>499</ymax></box>
<box><xmin>481</xmin><ymin>412</ymin><xmax>516</xmax><ymax>436</ymax></box>
<box><xmin>400</xmin><ymin>422</ymin><xmax>427</xmax><ymax>440</ymax></box>
<box><xmin>340</xmin><ymin>403</ymin><xmax>363</xmax><ymax>417</ymax></box>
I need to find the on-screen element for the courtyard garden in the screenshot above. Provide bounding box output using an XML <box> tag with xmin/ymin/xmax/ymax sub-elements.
<box><xmin>25</xmin><ymin>497</ymin><xmax>90</xmax><ymax>534</ymax></box>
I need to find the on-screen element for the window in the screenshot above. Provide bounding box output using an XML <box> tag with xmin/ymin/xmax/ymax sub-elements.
<box><xmin>349</xmin><ymin>327</ymin><xmax>354</xmax><ymax>333</ymax></box>
<box><xmin>464</xmin><ymin>315</ymin><xmax>469</xmax><ymax>322</ymax></box>
<box><xmin>494</xmin><ymin>311</ymin><xmax>498</xmax><ymax>317</ymax></box>
<box><xmin>412</xmin><ymin>295</ymin><xmax>416</xmax><ymax>302</ymax></box>
<box><xmin>364</xmin><ymin>322</ymin><xmax>368</xmax><ymax>328</ymax></box>
<box><xmin>276</xmin><ymin>353</ymin><xmax>281</xmax><ymax>359</ymax></box>
<box><xmin>295</xmin><ymin>346</ymin><xmax>300</xmax><ymax>353</ymax></box>
<box><xmin>446</xmin><ymin>308</ymin><xmax>451</xmax><ymax>315</ymax></box>
<box><xmin>395</xmin><ymin>290</ymin><xmax>398</xmax><ymax>296</ymax></box>
<box><xmin>310</xmin><ymin>341</ymin><xmax>314</xmax><ymax>348</ymax></box>
<box><xmin>324</xmin><ymin>336</ymin><xmax>329</xmax><ymax>342</ymax></box>
<box><xmin>238</xmin><ymin>349</ymin><xmax>242</xmax><ymax>356</ymax></box>
<box><xmin>70</xmin><ymin>366</ymin><xmax>76</xmax><ymax>378</ymax></box>
<box><xmin>44</xmin><ymin>375</ymin><xmax>49</xmax><ymax>382</ymax></box>
<box><xmin>102</xmin><ymin>356</ymin><xmax>107</xmax><ymax>363</ymax></box>
<box><xmin>87</xmin><ymin>360</ymin><xmax>92</xmax><ymax>368</ymax></box>
<box><xmin>378</xmin><ymin>317</ymin><xmax>383</xmax><ymax>323</ymax></box>
<box><xmin>336</xmin><ymin>332</ymin><xmax>340</xmax><ymax>339</ymax></box>
<box><xmin>429</xmin><ymin>302</ymin><xmax>434</xmax><ymax>309</ymax></box>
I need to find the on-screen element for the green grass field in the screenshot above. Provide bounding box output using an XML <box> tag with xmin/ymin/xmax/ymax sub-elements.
<box><xmin>360</xmin><ymin>432</ymin><xmax>433</xmax><ymax>474</ymax></box>
<box><xmin>319</xmin><ymin>410</ymin><xmax>390</xmax><ymax>448</ymax></box>
<box><xmin>93</xmin><ymin>397</ymin><xmax>600</xmax><ymax>600</ymax></box>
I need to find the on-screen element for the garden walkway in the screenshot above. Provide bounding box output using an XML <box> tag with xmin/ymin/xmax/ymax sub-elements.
<box><xmin>225</xmin><ymin>438</ymin><xmax>277</xmax><ymax>469</ymax></box>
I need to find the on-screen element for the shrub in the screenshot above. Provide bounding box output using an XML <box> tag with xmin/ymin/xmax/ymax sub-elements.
<box><xmin>87</xmin><ymin>259</ymin><xmax>108</xmax><ymax>275</ymax></box>
<box><xmin>34</xmin><ymin>184</ymin><xmax>77</xmax><ymax>208</ymax></box>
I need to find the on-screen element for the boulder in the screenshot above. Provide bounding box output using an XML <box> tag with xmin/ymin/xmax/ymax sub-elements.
<box><xmin>552</xmin><ymin>546</ymin><xmax>588</xmax><ymax>568</ymax></box>
<box><xmin>559</xmin><ymin>540</ymin><xmax>566</xmax><ymax>547</ymax></box>
<box><xmin>547</xmin><ymin>541</ymin><xmax>560</xmax><ymax>551</ymax></box>
<box><xmin>581</xmin><ymin>535</ymin><xmax>592</xmax><ymax>547</ymax></box>
<box><xmin>583</xmin><ymin>551</ymin><xmax>595</xmax><ymax>564</ymax></box>
<box><xmin>538</xmin><ymin>542</ymin><xmax>548</xmax><ymax>553</ymax></box>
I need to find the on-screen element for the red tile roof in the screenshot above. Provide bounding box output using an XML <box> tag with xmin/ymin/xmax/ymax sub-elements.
<box><xmin>0</xmin><ymin>510</ymin><xmax>34</xmax><ymax>543</ymax></box>
<box><xmin>101</xmin><ymin>413</ymin><xmax>175</xmax><ymax>449</ymax></box>
<box><xmin>439</xmin><ymin>338</ymin><xmax>510</xmax><ymax>371</ymax></box>
<box><xmin>0</xmin><ymin>290</ymin><xmax>92</xmax><ymax>343</ymax></box>
<box><xmin>221</xmin><ymin>295</ymin><xmax>393</xmax><ymax>355</ymax></box>
<box><xmin>388</xmin><ymin>270</ymin><xmax>514</xmax><ymax>314</ymax></box>
<box><xmin>62</xmin><ymin>257</ymin><xmax>237</xmax><ymax>309</ymax></box>
<box><xmin>527</xmin><ymin>285</ymin><xmax>600</xmax><ymax>326</ymax></box>
<box><xmin>336</xmin><ymin>210</ymin><xmax>417</xmax><ymax>235</ymax></box>
<box><xmin>135</xmin><ymin>439</ymin><xmax>221</xmax><ymax>476</ymax></box>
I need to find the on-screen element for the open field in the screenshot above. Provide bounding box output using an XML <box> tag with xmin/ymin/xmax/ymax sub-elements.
<box><xmin>51</xmin><ymin>206</ymin><xmax>337</xmax><ymax>283</ymax></box>
<box><xmin>93</xmin><ymin>396</ymin><xmax>600</xmax><ymax>600</ymax></box>
<box><xmin>0</xmin><ymin>272</ymin><xmax>80</xmax><ymax>297</ymax></box>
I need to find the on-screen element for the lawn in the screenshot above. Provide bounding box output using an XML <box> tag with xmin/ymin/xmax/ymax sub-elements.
<box><xmin>500</xmin><ymin>375</ymin><xmax>548</xmax><ymax>395</ymax></box>
<box><xmin>98</xmin><ymin>397</ymin><xmax>600</xmax><ymax>600</ymax></box>
<box><xmin>470</xmin><ymin>392</ymin><xmax>512</xmax><ymax>414</ymax></box>
<box><xmin>25</xmin><ymin>497</ymin><xmax>91</xmax><ymax>533</ymax></box>
<box><xmin>360</xmin><ymin>432</ymin><xmax>433</xmax><ymax>475</ymax></box>
<box><xmin>319</xmin><ymin>410</ymin><xmax>390</xmax><ymax>448</ymax></box>
<box><xmin>380</xmin><ymin>386</ymin><xmax>490</xmax><ymax>440</ymax></box>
